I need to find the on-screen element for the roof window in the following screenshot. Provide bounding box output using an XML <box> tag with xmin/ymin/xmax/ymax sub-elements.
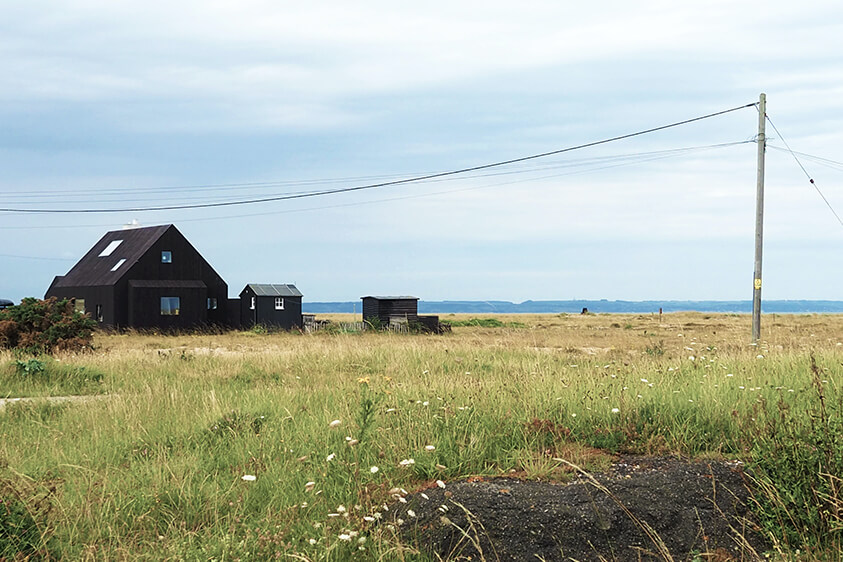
<box><xmin>110</xmin><ymin>258</ymin><xmax>127</xmax><ymax>272</ymax></box>
<box><xmin>99</xmin><ymin>240</ymin><xmax>123</xmax><ymax>257</ymax></box>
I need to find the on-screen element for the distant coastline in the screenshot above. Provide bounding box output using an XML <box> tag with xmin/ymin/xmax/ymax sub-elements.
<box><xmin>304</xmin><ymin>300</ymin><xmax>843</xmax><ymax>314</ymax></box>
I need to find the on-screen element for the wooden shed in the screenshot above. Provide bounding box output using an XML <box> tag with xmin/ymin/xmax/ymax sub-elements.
<box><xmin>240</xmin><ymin>284</ymin><xmax>303</xmax><ymax>330</ymax></box>
<box><xmin>45</xmin><ymin>224</ymin><xmax>228</xmax><ymax>330</ymax></box>
<box><xmin>361</xmin><ymin>296</ymin><xmax>419</xmax><ymax>326</ymax></box>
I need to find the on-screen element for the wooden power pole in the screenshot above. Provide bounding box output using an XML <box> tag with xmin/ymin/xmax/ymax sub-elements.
<box><xmin>752</xmin><ymin>93</ymin><xmax>766</xmax><ymax>342</ymax></box>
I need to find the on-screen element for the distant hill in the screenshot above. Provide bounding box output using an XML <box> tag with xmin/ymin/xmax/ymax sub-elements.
<box><xmin>303</xmin><ymin>300</ymin><xmax>843</xmax><ymax>314</ymax></box>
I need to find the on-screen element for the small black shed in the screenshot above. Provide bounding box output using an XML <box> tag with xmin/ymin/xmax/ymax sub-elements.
<box><xmin>362</xmin><ymin>296</ymin><xmax>419</xmax><ymax>325</ymax></box>
<box><xmin>0</xmin><ymin>299</ymin><xmax>14</xmax><ymax>310</ymax></box>
<box><xmin>240</xmin><ymin>284</ymin><xmax>303</xmax><ymax>330</ymax></box>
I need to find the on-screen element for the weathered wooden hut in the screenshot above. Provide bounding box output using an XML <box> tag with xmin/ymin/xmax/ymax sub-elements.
<box><xmin>45</xmin><ymin>224</ymin><xmax>228</xmax><ymax>330</ymax></box>
<box><xmin>239</xmin><ymin>284</ymin><xmax>303</xmax><ymax>330</ymax></box>
<box><xmin>361</xmin><ymin>296</ymin><xmax>419</xmax><ymax>326</ymax></box>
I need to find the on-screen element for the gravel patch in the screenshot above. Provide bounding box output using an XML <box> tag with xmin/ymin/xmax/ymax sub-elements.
<box><xmin>391</xmin><ymin>455</ymin><xmax>767</xmax><ymax>561</ymax></box>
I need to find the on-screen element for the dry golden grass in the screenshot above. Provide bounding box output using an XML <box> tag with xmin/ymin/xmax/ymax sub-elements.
<box><xmin>1</xmin><ymin>312</ymin><xmax>840</xmax><ymax>560</ymax></box>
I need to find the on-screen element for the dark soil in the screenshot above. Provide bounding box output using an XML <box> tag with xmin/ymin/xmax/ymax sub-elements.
<box><xmin>391</xmin><ymin>455</ymin><xmax>768</xmax><ymax>561</ymax></box>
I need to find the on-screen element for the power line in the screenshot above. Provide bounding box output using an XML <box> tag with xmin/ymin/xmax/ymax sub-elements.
<box><xmin>0</xmin><ymin>253</ymin><xmax>74</xmax><ymax>262</ymax></box>
<box><xmin>0</xmin><ymin>102</ymin><xmax>757</xmax><ymax>214</ymax></box>
<box><xmin>0</xmin><ymin>140</ymin><xmax>753</xmax><ymax>231</ymax></box>
<box><xmin>767</xmin><ymin>145</ymin><xmax>843</xmax><ymax>172</ymax></box>
<box><xmin>766</xmin><ymin>115</ymin><xmax>843</xmax><ymax>229</ymax></box>
<box><xmin>0</xmin><ymin>141</ymin><xmax>752</xmax><ymax>207</ymax></box>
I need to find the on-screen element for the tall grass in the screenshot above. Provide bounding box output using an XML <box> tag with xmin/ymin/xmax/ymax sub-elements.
<box><xmin>0</xmin><ymin>312</ymin><xmax>840</xmax><ymax>559</ymax></box>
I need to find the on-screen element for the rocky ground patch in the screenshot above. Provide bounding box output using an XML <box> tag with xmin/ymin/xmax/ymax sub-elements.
<box><xmin>392</xmin><ymin>455</ymin><xmax>768</xmax><ymax>561</ymax></box>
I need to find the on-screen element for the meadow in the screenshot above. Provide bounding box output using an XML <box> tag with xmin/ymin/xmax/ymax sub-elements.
<box><xmin>1</xmin><ymin>312</ymin><xmax>841</xmax><ymax>560</ymax></box>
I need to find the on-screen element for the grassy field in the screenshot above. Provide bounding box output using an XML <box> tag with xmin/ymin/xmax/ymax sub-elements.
<box><xmin>1</xmin><ymin>312</ymin><xmax>841</xmax><ymax>560</ymax></box>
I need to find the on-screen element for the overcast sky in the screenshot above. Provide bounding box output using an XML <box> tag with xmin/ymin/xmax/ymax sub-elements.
<box><xmin>1</xmin><ymin>0</ymin><xmax>842</xmax><ymax>303</ymax></box>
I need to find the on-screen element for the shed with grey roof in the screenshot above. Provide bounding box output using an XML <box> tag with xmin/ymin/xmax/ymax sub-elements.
<box><xmin>239</xmin><ymin>284</ymin><xmax>303</xmax><ymax>330</ymax></box>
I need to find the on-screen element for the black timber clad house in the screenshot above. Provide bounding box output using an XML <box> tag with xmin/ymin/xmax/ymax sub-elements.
<box><xmin>239</xmin><ymin>284</ymin><xmax>303</xmax><ymax>330</ymax></box>
<box><xmin>46</xmin><ymin>224</ymin><xmax>228</xmax><ymax>330</ymax></box>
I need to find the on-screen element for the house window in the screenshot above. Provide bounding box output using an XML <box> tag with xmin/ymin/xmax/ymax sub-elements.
<box><xmin>110</xmin><ymin>258</ymin><xmax>127</xmax><ymax>272</ymax></box>
<box><xmin>207</xmin><ymin>297</ymin><xmax>218</xmax><ymax>310</ymax></box>
<box><xmin>274</xmin><ymin>297</ymin><xmax>284</xmax><ymax>310</ymax></box>
<box><xmin>74</xmin><ymin>299</ymin><xmax>85</xmax><ymax>314</ymax></box>
<box><xmin>250</xmin><ymin>296</ymin><xmax>256</xmax><ymax>310</ymax></box>
<box><xmin>98</xmin><ymin>240</ymin><xmax>123</xmax><ymax>257</ymax></box>
<box><xmin>95</xmin><ymin>304</ymin><xmax>103</xmax><ymax>322</ymax></box>
<box><xmin>161</xmin><ymin>251</ymin><xmax>172</xmax><ymax>263</ymax></box>
<box><xmin>160</xmin><ymin>297</ymin><xmax>180</xmax><ymax>316</ymax></box>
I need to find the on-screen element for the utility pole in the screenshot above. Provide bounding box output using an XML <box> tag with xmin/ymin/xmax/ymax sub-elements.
<box><xmin>752</xmin><ymin>93</ymin><xmax>766</xmax><ymax>342</ymax></box>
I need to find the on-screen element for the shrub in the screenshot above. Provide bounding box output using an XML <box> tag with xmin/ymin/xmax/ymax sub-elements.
<box><xmin>0</xmin><ymin>297</ymin><xmax>96</xmax><ymax>354</ymax></box>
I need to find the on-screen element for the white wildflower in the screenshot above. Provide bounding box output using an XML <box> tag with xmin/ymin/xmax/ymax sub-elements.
<box><xmin>436</xmin><ymin>480</ymin><xmax>446</xmax><ymax>489</ymax></box>
<box><xmin>425</xmin><ymin>445</ymin><xmax>436</xmax><ymax>452</ymax></box>
<box><xmin>241</xmin><ymin>474</ymin><xmax>256</xmax><ymax>482</ymax></box>
<box><xmin>305</xmin><ymin>481</ymin><xmax>316</xmax><ymax>492</ymax></box>
<box><xmin>329</xmin><ymin>419</ymin><xmax>342</xmax><ymax>428</ymax></box>
<box><xmin>399</xmin><ymin>458</ymin><xmax>415</xmax><ymax>467</ymax></box>
<box><xmin>370</xmin><ymin>466</ymin><xmax>379</xmax><ymax>474</ymax></box>
<box><xmin>338</xmin><ymin>533</ymin><xmax>352</xmax><ymax>541</ymax></box>
<box><xmin>309</xmin><ymin>538</ymin><xmax>317</xmax><ymax>545</ymax></box>
<box><xmin>407</xmin><ymin>509</ymin><xmax>416</xmax><ymax>518</ymax></box>
<box><xmin>363</xmin><ymin>516</ymin><xmax>375</xmax><ymax>522</ymax></box>
<box><xmin>326</xmin><ymin>453</ymin><xmax>335</xmax><ymax>462</ymax></box>
<box><xmin>611</xmin><ymin>408</ymin><xmax>620</xmax><ymax>414</ymax></box>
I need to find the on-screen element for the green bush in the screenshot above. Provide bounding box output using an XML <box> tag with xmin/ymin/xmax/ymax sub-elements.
<box><xmin>14</xmin><ymin>358</ymin><xmax>47</xmax><ymax>377</ymax></box>
<box><xmin>0</xmin><ymin>297</ymin><xmax>96</xmax><ymax>354</ymax></box>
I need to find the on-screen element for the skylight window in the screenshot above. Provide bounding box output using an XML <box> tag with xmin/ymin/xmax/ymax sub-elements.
<box><xmin>110</xmin><ymin>258</ymin><xmax>127</xmax><ymax>272</ymax></box>
<box><xmin>99</xmin><ymin>240</ymin><xmax>123</xmax><ymax>257</ymax></box>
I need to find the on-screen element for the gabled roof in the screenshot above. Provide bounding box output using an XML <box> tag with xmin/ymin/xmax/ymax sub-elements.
<box><xmin>242</xmin><ymin>284</ymin><xmax>303</xmax><ymax>297</ymax></box>
<box><xmin>361</xmin><ymin>296</ymin><xmax>419</xmax><ymax>300</ymax></box>
<box><xmin>52</xmin><ymin>224</ymin><xmax>172</xmax><ymax>287</ymax></box>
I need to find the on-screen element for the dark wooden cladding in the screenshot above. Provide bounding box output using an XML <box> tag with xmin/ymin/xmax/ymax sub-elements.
<box><xmin>362</xmin><ymin>297</ymin><xmax>419</xmax><ymax>325</ymax></box>
<box><xmin>239</xmin><ymin>285</ymin><xmax>303</xmax><ymax>330</ymax></box>
<box><xmin>46</xmin><ymin>224</ymin><xmax>228</xmax><ymax>330</ymax></box>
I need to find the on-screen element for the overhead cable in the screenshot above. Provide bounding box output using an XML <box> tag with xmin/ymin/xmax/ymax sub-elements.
<box><xmin>0</xmin><ymin>102</ymin><xmax>757</xmax><ymax>214</ymax></box>
<box><xmin>0</xmin><ymin>140</ymin><xmax>752</xmax><ymax>230</ymax></box>
<box><xmin>766</xmin><ymin>115</ymin><xmax>843</xmax><ymax>229</ymax></box>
